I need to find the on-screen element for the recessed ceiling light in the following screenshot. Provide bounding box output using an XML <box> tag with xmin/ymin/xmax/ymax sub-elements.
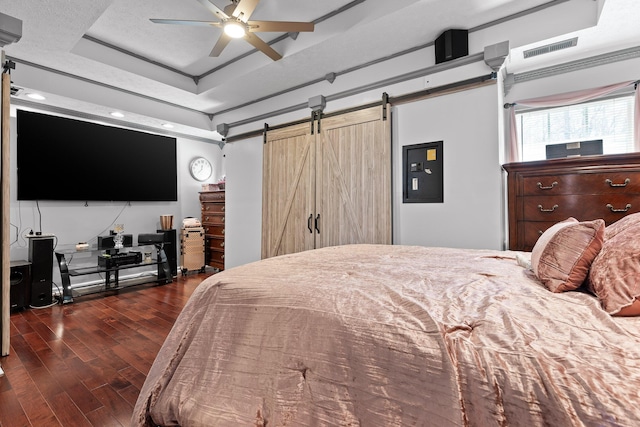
<box><xmin>26</xmin><ymin>93</ymin><xmax>46</xmax><ymax>100</ymax></box>
<box><xmin>162</xmin><ymin>123</ymin><xmax>174</xmax><ymax>129</ymax></box>
<box><xmin>110</xmin><ymin>111</ymin><xmax>125</xmax><ymax>118</ymax></box>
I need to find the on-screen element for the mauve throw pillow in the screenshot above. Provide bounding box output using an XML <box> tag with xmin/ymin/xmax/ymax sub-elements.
<box><xmin>531</xmin><ymin>217</ymin><xmax>605</xmax><ymax>293</ymax></box>
<box><xmin>588</xmin><ymin>214</ymin><xmax>640</xmax><ymax>316</ymax></box>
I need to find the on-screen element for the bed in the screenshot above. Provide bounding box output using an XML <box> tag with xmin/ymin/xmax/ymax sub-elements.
<box><xmin>132</xmin><ymin>221</ymin><xmax>640</xmax><ymax>427</ymax></box>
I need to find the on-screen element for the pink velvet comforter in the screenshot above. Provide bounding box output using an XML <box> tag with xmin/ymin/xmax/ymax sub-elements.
<box><xmin>132</xmin><ymin>245</ymin><xmax>640</xmax><ymax>426</ymax></box>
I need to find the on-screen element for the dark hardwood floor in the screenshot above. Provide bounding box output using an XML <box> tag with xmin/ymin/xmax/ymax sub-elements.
<box><xmin>0</xmin><ymin>271</ymin><xmax>213</xmax><ymax>427</ymax></box>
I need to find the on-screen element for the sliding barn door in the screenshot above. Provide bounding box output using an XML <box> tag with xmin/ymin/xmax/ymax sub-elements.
<box><xmin>315</xmin><ymin>105</ymin><xmax>391</xmax><ymax>247</ymax></box>
<box><xmin>262</xmin><ymin>123</ymin><xmax>315</xmax><ymax>258</ymax></box>
<box><xmin>262</xmin><ymin>104</ymin><xmax>392</xmax><ymax>259</ymax></box>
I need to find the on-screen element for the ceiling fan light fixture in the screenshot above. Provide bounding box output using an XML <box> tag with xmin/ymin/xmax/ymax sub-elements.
<box><xmin>224</xmin><ymin>21</ymin><xmax>246</xmax><ymax>38</ymax></box>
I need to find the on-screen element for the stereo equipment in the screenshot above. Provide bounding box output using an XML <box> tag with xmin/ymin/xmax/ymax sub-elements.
<box><xmin>28</xmin><ymin>236</ymin><xmax>54</xmax><ymax>307</ymax></box>
<box><xmin>434</xmin><ymin>29</ymin><xmax>468</xmax><ymax>64</ymax></box>
<box><xmin>10</xmin><ymin>261</ymin><xmax>31</xmax><ymax>311</ymax></box>
<box><xmin>138</xmin><ymin>233</ymin><xmax>165</xmax><ymax>244</ymax></box>
<box><xmin>98</xmin><ymin>251</ymin><xmax>142</xmax><ymax>269</ymax></box>
<box><xmin>545</xmin><ymin>140</ymin><xmax>603</xmax><ymax>159</ymax></box>
<box><xmin>98</xmin><ymin>234</ymin><xmax>133</xmax><ymax>249</ymax></box>
<box><xmin>157</xmin><ymin>229</ymin><xmax>178</xmax><ymax>277</ymax></box>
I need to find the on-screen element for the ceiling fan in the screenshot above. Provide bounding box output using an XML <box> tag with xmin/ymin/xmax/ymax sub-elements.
<box><xmin>150</xmin><ymin>0</ymin><xmax>314</xmax><ymax>61</ymax></box>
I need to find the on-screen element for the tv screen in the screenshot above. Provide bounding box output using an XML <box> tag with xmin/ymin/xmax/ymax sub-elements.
<box><xmin>17</xmin><ymin>110</ymin><xmax>178</xmax><ymax>201</ymax></box>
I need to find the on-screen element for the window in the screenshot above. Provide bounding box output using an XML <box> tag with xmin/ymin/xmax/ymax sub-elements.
<box><xmin>516</xmin><ymin>94</ymin><xmax>635</xmax><ymax>162</ymax></box>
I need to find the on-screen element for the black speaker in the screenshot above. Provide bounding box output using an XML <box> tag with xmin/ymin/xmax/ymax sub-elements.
<box><xmin>157</xmin><ymin>229</ymin><xmax>178</xmax><ymax>277</ymax></box>
<box><xmin>10</xmin><ymin>261</ymin><xmax>31</xmax><ymax>311</ymax></box>
<box><xmin>434</xmin><ymin>29</ymin><xmax>468</xmax><ymax>64</ymax></box>
<box><xmin>28</xmin><ymin>236</ymin><xmax>54</xmax><ymax>307</ymax></box>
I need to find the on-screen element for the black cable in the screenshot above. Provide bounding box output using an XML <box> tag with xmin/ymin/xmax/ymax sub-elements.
<box><xmin>36</xmin><ymin>200</ymin><xmax>42</xmax><ymax>233</ymax></box>
<box><xmin>87</xmin><ymin>201</ymin><xmax>130</xmax><ymax>245</ymax></box>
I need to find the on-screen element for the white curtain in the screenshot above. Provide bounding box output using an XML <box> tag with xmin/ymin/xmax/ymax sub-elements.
<box><xmin>506</xmin><ymin>80</ymin><xmax>639</xmax><ymax>162</ymax></box>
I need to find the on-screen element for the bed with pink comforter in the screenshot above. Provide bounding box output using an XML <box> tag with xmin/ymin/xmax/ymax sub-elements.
<box><xmin>132</xmin><ymin>244</ymin><xmax>640</xmax><ymax>426</ymax></box>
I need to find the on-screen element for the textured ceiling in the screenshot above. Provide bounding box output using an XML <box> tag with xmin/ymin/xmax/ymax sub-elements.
<box><xmin>3</xmin><ymin>0</ymin><xmax>640</xmax><ymax>140</ymax></box>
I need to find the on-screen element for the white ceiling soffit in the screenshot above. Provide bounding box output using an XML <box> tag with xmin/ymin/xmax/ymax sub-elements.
<box><xmin>4</xmin><ymin>0</ymin><xmax>634</xmax><ymax>140</ymax></box>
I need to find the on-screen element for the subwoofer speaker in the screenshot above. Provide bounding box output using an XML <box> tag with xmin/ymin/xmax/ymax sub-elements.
<box><xmin>10</xmin><ymin>261</ymin><xmax>31</xmax><ymax>311</ymax></box>
<box><xmin>28</xmin><ymin>236</ymin><xmax>54</xmax><ymax>307</ymax></box>
<box><xmin>434</xmin><ymin>29</ymin><xmax>468</xmax><ymax>64</ymax></box>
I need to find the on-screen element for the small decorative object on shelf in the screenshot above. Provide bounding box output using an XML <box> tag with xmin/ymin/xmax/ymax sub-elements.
<box><xmin>113</xmin><ymin>224</ymin><xmax>125</xmax><ymax>249</ymax></box>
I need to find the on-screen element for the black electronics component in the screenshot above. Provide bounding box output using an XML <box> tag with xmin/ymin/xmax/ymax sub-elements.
<box><xmin>138</xmin><ymin>233</ymin><xmax>165</xmax><ymax>244</ymax></box>
<box><xmin>434</xmin><ymin>29</ymin><xmax>468</xmax><ymax>64</ymax></box>
<box><xmin>10</xmin><ymin>261</ymin><xmax>31</xmax><ymax>311</ymax></box>
<box><xmin>16</xmin><ymin>110</ymin><xmax>177</xmax><ymax>202</ymax></box>
<box><xmin>98</xmin><ymin>251</ymin><xmax>142</xmax><ymax>269</ymax></box>
<box><xmin>28</xmin><ymin>236</ymin><xmax>54</xmax><ymax>307</ymax></box>
<box><xmin>157</xmin><ymin>229</ymin><xmax>178</xmax><ymax>277</ymax></box>
<box><xmin>545</xmin><ymin>140</ymin><xmax>603</xmax><ymax>159</ymax></box>
<box><xmin>98</xmin><ymin>234</ymin><xmax>133</xmax><ymax>249</ymax></box>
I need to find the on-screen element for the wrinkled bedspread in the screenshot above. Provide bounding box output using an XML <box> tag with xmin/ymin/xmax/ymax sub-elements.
<box><xmin>132</xmin><ymin>245</ymin><xmax>640</xmax><ymax>426</ymax></box>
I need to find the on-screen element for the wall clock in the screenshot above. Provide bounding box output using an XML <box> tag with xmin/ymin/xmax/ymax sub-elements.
<box><xmin>190</xmin><ymin>157</ymin><xmax>212</xmax><ymax>182</ymax></box>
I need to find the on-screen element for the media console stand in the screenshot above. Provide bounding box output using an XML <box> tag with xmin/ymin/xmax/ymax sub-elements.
<box><xmin>55</xmin><ymin>243</ymin><xmax>172</xmax><ymax>304</ymax></box>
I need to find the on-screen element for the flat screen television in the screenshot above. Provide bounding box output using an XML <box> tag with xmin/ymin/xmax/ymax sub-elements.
<box><xmin>17</xmin><ymin>110</ymin><xmax>178</xmax><ymax>201</ymax></box>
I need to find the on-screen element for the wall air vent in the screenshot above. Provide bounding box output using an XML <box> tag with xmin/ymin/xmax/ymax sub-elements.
<box><xmin>523</xmin><ymin>37</ymin><xmax>578</xmax><ymax>59</ymax></box>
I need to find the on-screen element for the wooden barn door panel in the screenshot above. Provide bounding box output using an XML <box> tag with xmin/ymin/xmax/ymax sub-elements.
<box><xmin>315</xmin><ymin>105</ymin><xmax>392</xmax><ymax>248</ymax></box>
<box><xmin>262</xmin><ymin>123</ymin><xmax>315</xmax><ymax>258</ymax></box>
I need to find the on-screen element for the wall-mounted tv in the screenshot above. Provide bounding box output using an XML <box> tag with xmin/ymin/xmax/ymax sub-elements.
<box><xmin>17</xmin><ymin>110</ymin><xmax>178</xmax><ymax>202</ymax></box>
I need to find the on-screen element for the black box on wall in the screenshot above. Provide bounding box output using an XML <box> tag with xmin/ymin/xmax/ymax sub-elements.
<box><xmin>403</xmin><ymin>141</ymin><xmax>444</xmax><ymax>203</ymax></box>
<box><xmin>434</xmin><ymin>29</ymin><xmax>468</xmax><ymax>64</ymax></box>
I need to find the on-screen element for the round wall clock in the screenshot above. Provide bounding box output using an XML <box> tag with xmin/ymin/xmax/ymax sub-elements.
<box><xmin>189</xmin><ymin>157</ymin><xmax>212</xmax><ymax>182</ymax></box>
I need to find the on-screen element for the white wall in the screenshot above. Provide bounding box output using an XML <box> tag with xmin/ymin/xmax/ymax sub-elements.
<box><xmin>222</xmin><ymin>137</ymin><xmax>263</xmax><ymax>268</ymax></box>
<box><xmin>8</xmin><ymin>114</ymin><xmax>223</xmax><ymax>265</ymax></box>
<box><xmin>393</xmin><ymin>84</ymin><xmax>502</xmax><ymax>249</ymax></box>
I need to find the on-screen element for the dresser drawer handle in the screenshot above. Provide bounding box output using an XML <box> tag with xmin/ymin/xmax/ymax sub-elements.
<box><xmin>537</xmin><ymin>181</ymin><xmax>557</xmax><ymax>190</ymax></box>
<box><xmin>607</xmin><ymin>203</ymin><xmax>632</xmax><ymax>213</ymax></box>
<box><xmin>538</xmin><ymin>204</ymin><xmax>558</xmax><ymax>212</ymax></box>
<box><xmin>605</xmin><ymin>178</ymin><xmax>630</xmax><ymax>187</ymax></box>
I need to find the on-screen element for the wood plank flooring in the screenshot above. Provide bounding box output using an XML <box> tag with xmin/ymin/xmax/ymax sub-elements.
<box><xmin>0</xmin><ymin>272</ymin><xmax>212</xmax><ymax>427</ymax></box>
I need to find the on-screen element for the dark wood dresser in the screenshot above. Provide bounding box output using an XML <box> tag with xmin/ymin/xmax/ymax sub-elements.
<box><xmin>199</xmin><ymin>190</ymin><xmax>225</xmax><ymax>271</ymax></box>
<box><xmin>503</xmin><ymin>153</ymin><xmax>640</xmax><ymax>251</ymax></box>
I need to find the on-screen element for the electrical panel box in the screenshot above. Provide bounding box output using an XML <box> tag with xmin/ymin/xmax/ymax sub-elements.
<box><xmin>403</xmin><ymin>141</ymin><xmax>443</xmax><ymax>203</ymax></box>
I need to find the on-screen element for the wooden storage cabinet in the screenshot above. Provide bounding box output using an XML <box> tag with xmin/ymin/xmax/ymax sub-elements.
<box><xmin>199</xmin><ymin>190</ymin><xmax>225</xmax><ymax>270</ymax></box>
<box><xmin>504</xmin><ymin>153</ymin><xmax>640</xmax><ymax>251</ymax></box>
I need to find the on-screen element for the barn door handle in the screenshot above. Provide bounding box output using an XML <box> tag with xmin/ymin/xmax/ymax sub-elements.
<box><xmin>538</xmin><ymin>204</ymin><xmax>558</xmax><ymax>212</ymax></box>
<box><xmin>607</xmin><ymin>203</ymin><xmax>631</xmax><ymax>213</ymax></box>
<box><xmin>315</xmin><ymin>214</ymin><xmax>321</xmax><ymax>234</ymax></box>
<box><xmin>307</xmin><ymin>214</ymin><xmax>313</xmax><ymax>233</ymax></box>
<box><xmin>606</xmin><ymin>178</ymin><xmax>630</xmax><ymax>187</ymax></box>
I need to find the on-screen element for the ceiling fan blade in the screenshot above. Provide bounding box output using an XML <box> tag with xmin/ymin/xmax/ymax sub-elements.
<box><xmin>247</xmin><ymin>21</ymin><xmax>314</xmax><ymax>33</ymax></box>
<box><xmin>244</xmin><ymin>32</ymin><xmax>282</xmax><ymax>61</ymax></box>
<box><xmin>232</xmin><ymin>0</ymin><xmax>260</xmax><ymax>22</ymax></box>
<box><xmin>210</xmin><ymin>33</ymin><xmax>232</xmax><ymax>57</ymax></box>
<box><xmin>197</xmin><ymin>0</ymin><xmax>230</xmax><ymax>20</ymax></box>
<box><xmin>150</xmin><ymin>18</ymin><xmax>221</xmax><ymax>27</ymax></box>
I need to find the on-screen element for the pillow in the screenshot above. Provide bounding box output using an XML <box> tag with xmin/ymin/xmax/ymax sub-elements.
<box><xmin>531</xmin><ymin>217</ymin><xmax>605</xmax><ymax>293</ymax></box>
<box><xmin>604</xmin><ymin>211</ymin><xmax>640</xmax><ymax>241</ymax></box>
<box><xmin>588</xmin><ymin>214</ymin><xmax>640</xmax><ymax>316</ymax></box>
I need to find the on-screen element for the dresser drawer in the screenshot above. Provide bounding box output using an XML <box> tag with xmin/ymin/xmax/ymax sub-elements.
<box><xmin>206</xmin><ymin>249</ymin><xmax>225</xmax><ymax>268</ymax></box>
<box><xmin>202</xmin><ymin>213</ymin><xmax>225</xmax><ymax>225</ymax></box>
<box><xmin>522</xmin><ymin>171</ymin><xmax>640</xmax><ymax>196</ymax></box>
<box><xmin>199</xmin><ymin>191</ymin><xmax>225</xmax><ymax>202</ymax></box>
<box><xmin>201</xmin><ymin>203</ymin><xmax>225</xmax><ymax>214</ymax></box>
<box><xmin>206</xmin><ymin>236</ymin><xmax>225</xmax><ymax>251</ymax></box>
<box><xmin>522</xmin><ymin>194</ymin><xmax>640</xmax><ymax>223</ymax></box>
<box><xmin>521</xmin><ymin>221</ymin><xmax>557</xmax><ymax>251</ymax></box>
<box><xmin>204</xmin><ymin>224</ymin><xmax>225</xmax><ymax>237</ymax></box>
